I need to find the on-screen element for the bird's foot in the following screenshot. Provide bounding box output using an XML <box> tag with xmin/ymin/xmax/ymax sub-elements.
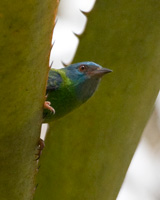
<box><xmin>44</xmin><ymin>101</ymin><xmax>55</xmax><ymax>114</ymax></box>
<box><xmin>35</xmin><ymin>138</ymin><xmax>45</xmax><ymax>160</ymax></box>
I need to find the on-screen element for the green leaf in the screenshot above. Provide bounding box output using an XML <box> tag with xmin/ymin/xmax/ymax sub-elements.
<box><xmin>0</xmin><ymin>0</ymin><xmax>58</xmax><ymax>199</ymax></box>
<box><xmin>35</xmin><ymin>1</ymin><xmax>160</xmax><ymax>200</ymax></box>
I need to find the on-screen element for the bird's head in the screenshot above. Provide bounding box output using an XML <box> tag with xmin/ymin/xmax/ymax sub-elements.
<box><xmin>63</xmin><ymin>61</ymin><xmax>112</xmax><ymax>102</ymax></box>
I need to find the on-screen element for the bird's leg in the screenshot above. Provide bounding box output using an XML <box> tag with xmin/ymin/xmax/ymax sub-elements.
<box><xmin>35</xmin><ymin>138</ymin><xmax>45</xmax><ymax>160</ymax></box>
<box><xmin>44</xmin><ymin>95</ymin><xmax>55</xmax><ymax>114</ymax></box>
<box><xmin>44</xmin><ymin>101</ymin><xmax>55</xmax><ymax>114</ymax></box>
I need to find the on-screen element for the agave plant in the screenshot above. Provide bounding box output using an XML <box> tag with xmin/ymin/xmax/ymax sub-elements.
<box><xmin>0</xmin><ymin>0</ymin><xmax>160</xmax><ymax>200</ymax></box>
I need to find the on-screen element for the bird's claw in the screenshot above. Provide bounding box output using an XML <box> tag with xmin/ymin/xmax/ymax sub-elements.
<box><xmin>44</xmin><ymin>101</ymin><xmax>55</xmax><ymax>114</ymax></box>
<box><xmin>35</xmin><ymin>139</ymin><xmax>45</xmax><ymax>160</ymax></box>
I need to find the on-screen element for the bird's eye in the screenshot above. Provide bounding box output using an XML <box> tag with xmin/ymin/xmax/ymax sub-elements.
<box><xmin>79</xmin><ymin>65</ymin><xmax>86</xmax><ymax>72</ymax></box>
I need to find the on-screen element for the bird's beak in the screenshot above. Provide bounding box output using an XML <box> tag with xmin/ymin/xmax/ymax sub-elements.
<box><xmin>90</xmin><ymin>67</ymin><xmax>112</xmax><ymax>78</ymax></box>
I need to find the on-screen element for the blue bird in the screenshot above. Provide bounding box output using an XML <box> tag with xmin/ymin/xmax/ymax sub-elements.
<box><xmin>43</xmin><ymin>61</ymin><xmax>112</xmax><ymax>122</ymax></box>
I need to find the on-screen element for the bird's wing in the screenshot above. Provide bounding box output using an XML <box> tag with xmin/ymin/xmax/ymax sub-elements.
<box><xmin>47</xmin><ymin>69</ymin><xmax>62</xmax><ymax>92</ymax></box>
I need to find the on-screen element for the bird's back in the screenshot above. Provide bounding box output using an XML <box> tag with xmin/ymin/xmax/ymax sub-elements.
<box><xmin>47</xmin><ymin>69</ymin><xmax>63</xmax><ymax>92</ymax></box>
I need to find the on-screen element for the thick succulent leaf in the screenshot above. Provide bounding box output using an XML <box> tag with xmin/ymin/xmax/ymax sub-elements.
<box><xmin>0</xmin><ymin>0</ymin><xmax>58</xmax><ymax>199</ymax></box>
<box><xmin>35</xmin><ymin>1</ymin><xmax>160</xmax><ymax>200</ymax></box>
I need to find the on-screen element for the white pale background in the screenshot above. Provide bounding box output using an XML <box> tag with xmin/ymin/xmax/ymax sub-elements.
<box><xmin>42</xmin><ymin>1</ymin><xmax>160</xmax><ymax>199</ymax></box>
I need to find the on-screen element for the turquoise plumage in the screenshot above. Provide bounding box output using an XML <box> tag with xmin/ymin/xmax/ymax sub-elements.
<box><xmin>43</xmin><ymin>61</ymin><xmax>112</xmax><ymax>122</ymax></box>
